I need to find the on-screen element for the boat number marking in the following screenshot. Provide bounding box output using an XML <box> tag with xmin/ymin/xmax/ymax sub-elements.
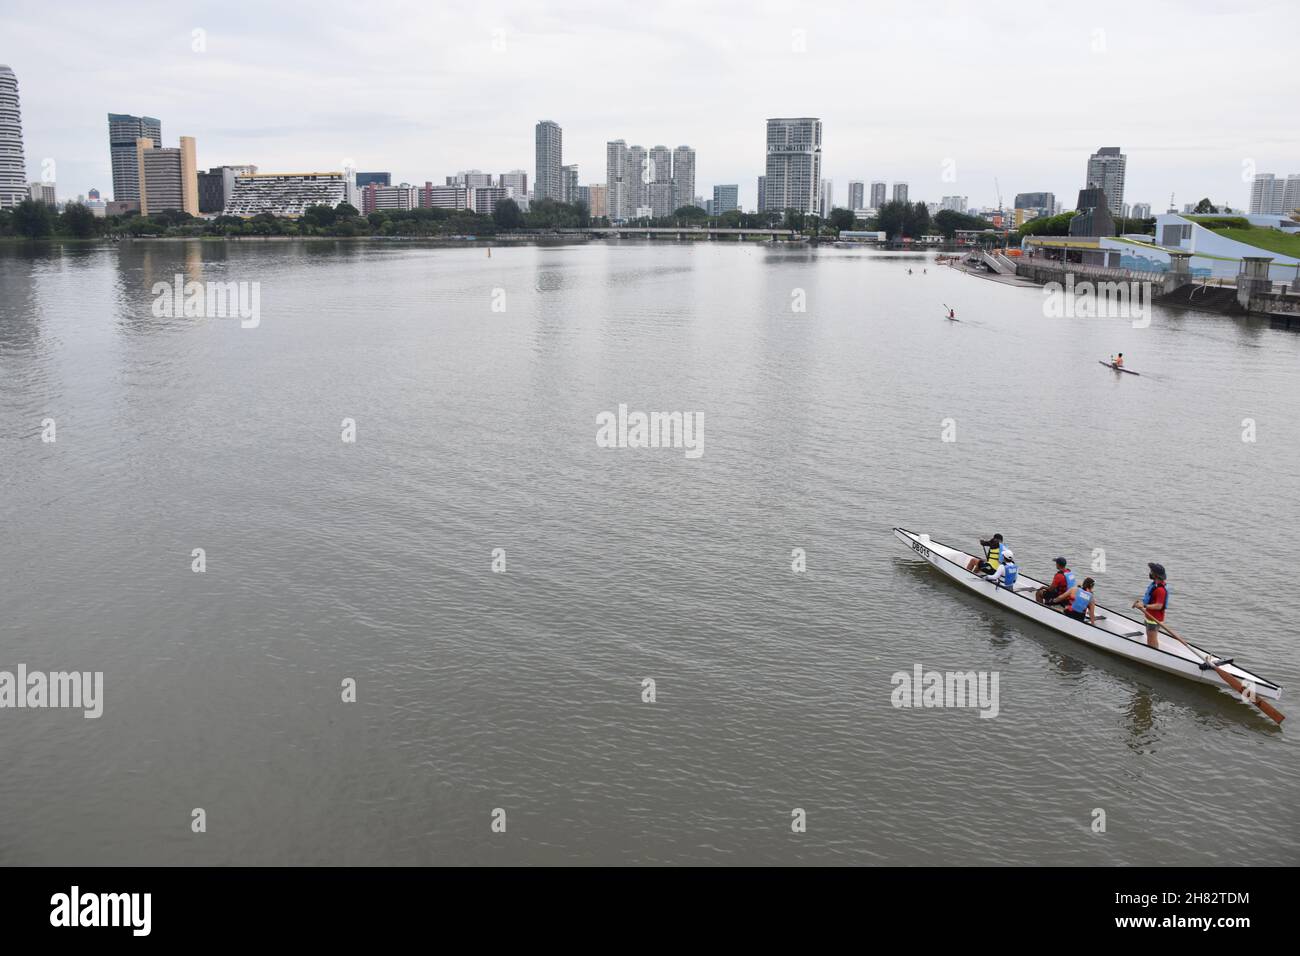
<box><xmin>911</xmin><ymin>541</ymin><xmax>932</xmax><ymax>559</ymax></box>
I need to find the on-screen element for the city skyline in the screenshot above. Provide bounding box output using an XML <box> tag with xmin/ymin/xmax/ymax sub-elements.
<box><xmin>3</xmin><ymin>1</ymin><xmax>1298</xmax><ymax>211</ymax></box>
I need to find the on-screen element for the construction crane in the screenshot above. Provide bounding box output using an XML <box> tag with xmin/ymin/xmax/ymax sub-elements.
<box><xmin>995</xmin><ymin>177</ymin><xmax>1003</xmax><ymax>215</ymax></box>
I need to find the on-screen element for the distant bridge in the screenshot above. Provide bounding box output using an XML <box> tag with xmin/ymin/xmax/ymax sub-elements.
<box><xmin>556</xmin><ymin>227</ymin><xmax>799</xmax><ymax>241</ymax></box>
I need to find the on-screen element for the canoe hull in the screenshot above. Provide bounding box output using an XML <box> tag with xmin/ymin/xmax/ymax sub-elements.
<box><xmin>894</xmin><ymin>528</ymin><xmax>1282</xmax><ymax>702</ymax></box>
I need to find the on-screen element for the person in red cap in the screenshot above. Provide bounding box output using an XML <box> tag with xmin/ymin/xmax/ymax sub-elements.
<box><xmin>1133</xmin><ymin>563</ymin><xmax>1168</xmax><ymax>648</ymax></box>
<box><xmin>1036</xmin><ymin>557</ymin><xmax>1076</xmax><ymax>605</ymax></box>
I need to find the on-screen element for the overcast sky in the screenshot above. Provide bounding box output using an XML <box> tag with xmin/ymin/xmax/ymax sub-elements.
<box><xmin>6</xmin><ymin>0</ymin><xmax>1298</xmax><ymax>210</ymax></box>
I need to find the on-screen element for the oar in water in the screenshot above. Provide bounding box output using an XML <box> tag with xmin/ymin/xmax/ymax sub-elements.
<box><xmin>1147</xmin><ymin>616</ymin><xmax>1285</xmax><ymax>724</ymax></box>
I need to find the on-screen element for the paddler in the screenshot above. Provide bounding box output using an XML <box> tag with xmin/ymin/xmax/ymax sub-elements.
<box><xmin>1112</xmin><ymin>353</ymin><xmax>1124</xmax><ymax>368</ymax></box>
<box><xmin>966</xmin><ymin>534</ymin><xmax>1005</xmax><ymax>574</ymax></box>
<box><xmin>1055</xmin><ymin>577</ymin><xmax>1097</xmax><ymax>624</ymax></box>
<box><xmin>948</xmin><ymin>307</ymin><xmax>956</xmax><ymax>319</ymax></box>
<box><xmin>982</xmin><ymin>548</ymin><xmax>1017</xmax><ymax>588</ymax></box>
<box><xmin>1035</xmin><ymin>557</ymin><xmax>1076</xmax><ymax>604</ymax></box>
<box><xmin>1132</xmin><ymin>563</ymin><xmax>1168</xmax><ymax>648</ymax></box>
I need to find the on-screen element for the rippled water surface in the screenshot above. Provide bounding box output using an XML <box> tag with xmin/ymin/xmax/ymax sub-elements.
<box><xmin>2</xmin><ymin>239</ymin><xmax>1298</xmax><ymax>865</ymax></box>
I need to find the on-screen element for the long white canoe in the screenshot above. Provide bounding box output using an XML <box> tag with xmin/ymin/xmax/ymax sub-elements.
<box><xmin>894</xmin><ymin>528</ymin><xmax>1282</xmax><ymax>702</ymax></box>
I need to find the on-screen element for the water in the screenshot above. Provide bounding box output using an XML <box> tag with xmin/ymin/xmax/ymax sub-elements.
<box><xmin>2</xmin><ymin>239</ymin><xmax>1298</xmax><ymax>865</ymax></box>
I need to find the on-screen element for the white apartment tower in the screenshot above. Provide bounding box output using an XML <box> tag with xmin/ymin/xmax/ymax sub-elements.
<box><xmin>534</xmin><ymin>120</ymin><xmax>563</xmax><ymax>202</ymax></box>
<box><xmin>0</xmin><ymin>65</ymin><xmax>27</xmax><ymax>208</ymax></box>
<box><xmin>763</xmin><ymin>117</ymin><xmax>822</xmax><ymax>215</ymax></box>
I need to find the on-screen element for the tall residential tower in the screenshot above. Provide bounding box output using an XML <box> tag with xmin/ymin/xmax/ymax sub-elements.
<box><xmin>1085</xmin><ymin>147</ymin><xmax>1126</xmax><ymax>217</ymax></box>
<box><xmin>108</xmin><ymin>113</ymin><xmax>163</xmax><ymax>202</ymax></box>
<box><xmin>762</xmin><ymin>117</ymin><xmax>822</xmax><ymax>215</ymax></box>
<box><xmin>0</xmin><ymin>66</ymin><xmax>28</xmax><ymax>208</ymax></box>
<box><xmin>534</xmin><ymin>120</ymin><xmax>563</xmax><ymax>202</ymax></box>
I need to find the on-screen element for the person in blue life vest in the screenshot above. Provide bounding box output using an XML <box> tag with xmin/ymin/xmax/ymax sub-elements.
<box><xmin>966</xmin><ymin>534</ymin><xmax>1005</xmax><ymax>574</ymax></box>
<box><xmin>1054</xmin><ymin>577</ymin><xmax>1097</xmax><ymax>624</ymax></box>
<box><xmin>1036</xmin><ymin>557</ymin><xmax>1077</xmax><ymax>604</ymax></box>
<box><xmin>981</xmin><ymin>549</ymin><xmax>1017</xmax><ymax>588</ymax></box>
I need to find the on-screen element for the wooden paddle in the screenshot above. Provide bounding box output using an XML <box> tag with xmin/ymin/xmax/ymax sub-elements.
<box><xmin>1141</xmin><ymin>612</ymin><xmax>1285</xmax><ymax>724</ymax></box>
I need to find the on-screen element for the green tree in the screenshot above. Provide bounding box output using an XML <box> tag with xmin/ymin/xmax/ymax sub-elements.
<box><xmin>829</xmin><ymin>207</ymin><xmax>856</xmax><ymax>232</ymax></box>
<box><xmin>1019</xmin><ymin>211</ymin><xmax>1078</xmax><ymax>237</ymax></box>
<box><xmin>13</xmin><ymin>198</ymin><xmax>54</xmax><ymax>238</ymax></box>
<box><xmin>933</xmin><ymin>209</ymin><xmax>994</xmax><ymax>237</ymax></box>
<box><xmin>493</xmin><ymin>197</ymin><xmax>525</xmax><ymax>229</ymax></box>
<box><xmin>782</xmin><ymin>208</ymin><xmax>805</xmax><ymax>232</ymax></box>
<box><xmin>334</xmin><ymin>202</ymin><xmax>359</xmax><ymax>219</ymax></box>
<box><xmin>61</xmin><ymin>202</ymin><xmax>97</xmax><ymax>238</ymax></box>
<box><xmin>1193</xmin><ymin>198</ymin><xmax>1217</xmax><ymax>214</ymax></box>
<box><xmin>302</xmin><ymin>204</ymin><xmax>337</xmax><ymax>228</ymax></box>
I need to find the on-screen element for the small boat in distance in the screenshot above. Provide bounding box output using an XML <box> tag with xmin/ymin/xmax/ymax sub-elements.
<box><xmin>1099</xmin><ymin>360</ymin><xmax>1140</xmax><ymax>375</ymax></box>
<box><xmin>893</xmin><ymin>528</ymin><xmax>1283</xmax><ymax>715</ymax></box>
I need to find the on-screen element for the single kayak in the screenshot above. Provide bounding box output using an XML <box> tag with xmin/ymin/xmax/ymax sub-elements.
<box><xmin>893</xmin><ymin>528</ymin><xmax>1282</xmax><ymax>706</ymax></box>
<box><xmin>1099</xmin><ymin>360</ymin><xmax>1139</xmax><ymax>375</ymax></box>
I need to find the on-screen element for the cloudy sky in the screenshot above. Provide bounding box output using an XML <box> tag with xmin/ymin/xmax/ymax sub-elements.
<box><xmin>6</xmin><ymin>0</ymin><xmax>1298</xmax><ymax>210</ymax></box>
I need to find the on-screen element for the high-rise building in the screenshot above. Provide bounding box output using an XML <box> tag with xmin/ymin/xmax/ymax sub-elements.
<box><xmin>197</xmin><ymin>170</ymin><xmax>223</xmax><ymax>213</ymax></box>
<box><xmin>892</xmin><ymin>182</ymin><xmax>909</xmax><ymax>203</ymax></box>
<box><xmin>870</xmin><ymin>181</ymin><xmax>886</xmax><ymax>209</ymax></box>
<box><xmin>588</xmin><ymin>183</ymin><xmax>607</xmax><ymax>218</ymax></box>
<box><xmin>27</xmin><ymin>181</ymin><xmax>55</xmax><ymax>205</ymax></box>
<box><xmin>0</xmin><ymin>65</ymin><xmax>27</xmax><ymax>208</ymax></box>
<box><xmin>820</xmin><ymin>178</ymin><xmax>833</xmax><ymax>216</ymax></box>
<box><xmin>136</xmin><ymin>136</ymin><xmax>198</xmax><ymax>216</ymax></box>
<box><xmin>1285</xmin><ymin>176</ymin><xmax>1300</xmax><ymax>217</ymax></box>
<box><xmin>646</xmin><ymin>146</ymin><xmax>673</xmax><ymax>217</ymax></box>
<box><xmin>447</xmin><ymin>170</ymin><xmax>495</xmax><ymax>188</ymax></box>
<box><xmin>848</xmin><ymin>181</ymin><xmax>865</xmax><ymax>210</ymax></box>
<box><xmin>108</xmin><ymin>113</ymin><xmax>162</xmax><ymax>202</ymax></box>
<box><xmin>605</xmin><ymin>140</ymin><xmax>629</xmax><ymax>221</ymax></box>
<box><xmin>535</xmin><ymin>120</ymin><xmax>563</xmax><ymax>202</ymax></box>
<box><xmin>756</xmin><ymin>176</ymin><xmax>766</xmax><ymax>212</ymax></box>
<box><xmin>500</xmin><ymin>170</ymin><xmax>528</xmax><ymax>196</ymax></box>
<box><xmin>763</xmin><ymin>118</ymin><xmax>821</xmax><ymax>214</ymax></box>
<box><xmin>355</xmin><ymin>172</ymin><xmax>390</xmax><ymax>188</ymax></box>
<box><xmin>712</xmin><ymin>184</ymin><xmax>739</xmax><ymax>214</ymax></box>
<box><xmin>940</xmin><ymin>195</ymin><xmax>967</xmax><ymax>213</ymax></box>
<box><xmin>1249</xmin><ymin>173</ymin><xmax>1300</xmax><ymax>215</ymax></box>
<box><xmin>672</xmin><ymin>146</ymin><xmax>695</xmax><ymax>213</ymax></box>
<box><xmin>1085</xmin><ymin>147</ymin><xmax>1126</xmax><ymax>217</ymax></box>
<box><xmin>561</xmin><ymin>164</ymin><xmax>579</xmax><ymax>203</ymax></box>
<box><xmin>1249</xmin><ymin>174</ymin><xmax>1277</xmax><ymax>214</ymax></box>
<box><xmin>625</xmin><ymin>145</ymin><xmax>647</xmax><ymax>215</ymax></box>
<box><xmin>1013</xmin><ymin>192</ymin><xmax>1055</xmax><ymax>218</ymax></box>
<box><xmin>1131</xmin><ymin>202</ymin><xmax>1152</xmax><ymax>219</ymax></box>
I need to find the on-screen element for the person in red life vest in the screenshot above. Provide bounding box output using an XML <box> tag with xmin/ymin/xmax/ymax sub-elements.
<box><xmin>1132</xmin><ymin>563</ymin><xmax>1168</xmax><ymax>648</ymax></box>
<box><xmin>1035</xmin><ymin>557</ymin><xmax>1077</xmax><ymax>605</ymax></box>
<box><xmin>966</xmin><ymin>534</ymin><xmax>1005</xmax><ymax>574</ymax></box>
